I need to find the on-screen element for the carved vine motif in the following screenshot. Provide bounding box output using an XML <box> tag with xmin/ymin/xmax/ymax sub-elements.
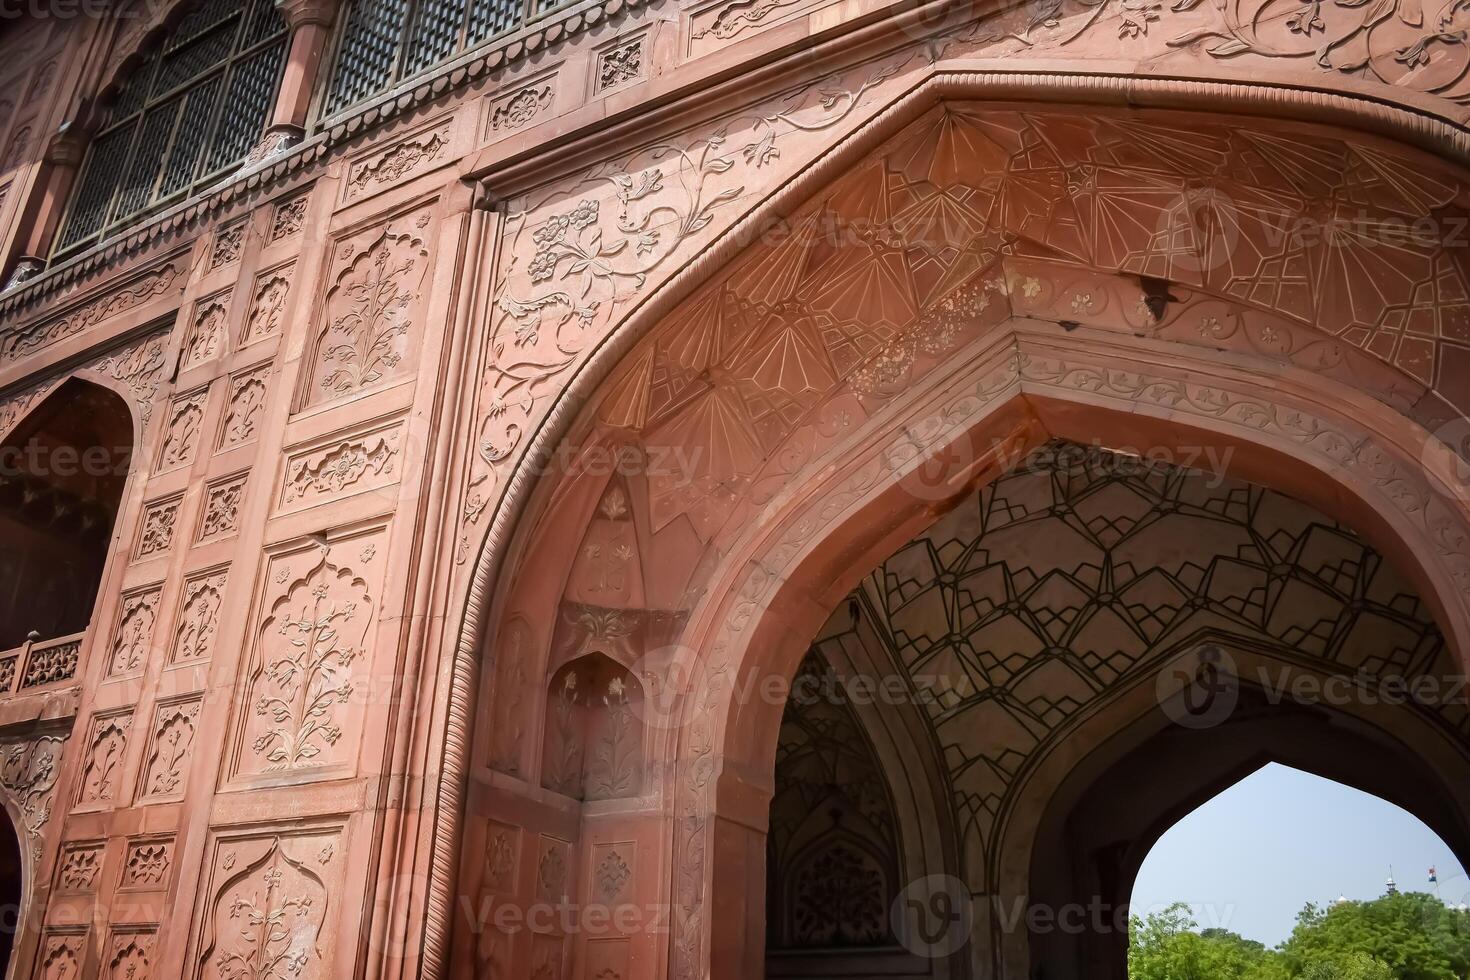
<box><xmin>142</xmin><ymin>699</ymin><xmax>201</xmax><ymax>799</ymax></box>
<box><xmin>460</xmin><ymin>61</ymin><xmax>899</xmax><ymax>561</ymax></box>
<box><xmin>1165</xmin><ymin>0</ymin><xmax>1470</xmax><ymax>104</ymax></box>
<box><xmin>0</xmin><ymin>381</ymin><xmax>53</xmax><ymax>440</ymax></box>
<box><xmin>313</xmin><ymin>224</ymin><xmax>429</xmax><ymax>401</ymax></box>
<box><xmin>174</xmin><ymin>572</ymin><xmax>226</xmax><ymax>663</ymax></box>
<box><xmin>109</xmin><ymin>588</ymin><xmax>160</xmax><ymax>675</ymax></box>
<box><xmin>0</xmin><ymin>262</ymin><xmax>183</xmax><ymax>365</ymax></box>
<box><xmin>211</xmin><ymin>839</ymin><xmax>329</xmax><ymax>980</ymax></box>
<box><xmin>92</xmin><ymin>332</ymin><xmax>170</xmax><ymax>430</ymax></box>
<box><xmin>222</xmin><ymin>368</ymin><xmax>270</xmax><ymax>449</ymax></box>
<box><xmin>0</xmin><ymin>734</ymin><xmax>65</xmax><ymax>856</ymax></box>
<box><xmin>78</xmin><ymin>711</ymin><xmax>131</xmax><ymax>806</ymax></box>
<box><xmin>248</xmin><ymin>555</ymin><xmax>373</xmax><ymax>771</ymax></box>
<box><xmin>346</xmin><ymin>125</ymin><xmax>452</xmax><ymax>196</ymax></box>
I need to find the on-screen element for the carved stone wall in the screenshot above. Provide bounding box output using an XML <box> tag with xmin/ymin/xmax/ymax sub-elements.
<box><xmin>4</xmin><ymin>0</ymin><xmax>1470</xmax><ymax>977</ymax></box>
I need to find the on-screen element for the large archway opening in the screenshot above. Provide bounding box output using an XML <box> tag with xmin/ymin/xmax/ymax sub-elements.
<box><xmin>755</xmin><ymin>441</ymin><xmax>1470</xmax><ymax>979</ymax></box>
<box><xmin>0</xmin><ymin>379</ymin><xmax>132</xmax><ymax>654</ymax></box>
<box><xmin>1128</xmin><ymin>763</ymin><xmax>1470</xmax><ymax>967</ymax></box>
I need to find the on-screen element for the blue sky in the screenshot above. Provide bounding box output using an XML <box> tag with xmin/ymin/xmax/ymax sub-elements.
<box><xmin>1130</xmin><ymin>763</ymin><xmax>1469</xmax><ymax>947</ymax></box>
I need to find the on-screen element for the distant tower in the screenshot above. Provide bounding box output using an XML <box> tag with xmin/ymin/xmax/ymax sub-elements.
<box><xmin>1335</xmin><ymin>894</ymin><xmax>1349</xmax><ymax>906</ymax></box>
<box><xmin>1386</xmin><ymin>869</ymin><xmax>1399</xmax><ymax>895</ymax></box>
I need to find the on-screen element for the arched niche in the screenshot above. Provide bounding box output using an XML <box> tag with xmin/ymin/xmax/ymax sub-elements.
<box><xmin>0</xmin><ymin>378</ymin><xmax>133</xmax><ymax>652</ymax></box>
<box><xmin>541</xmin><ymin>651</ymin><xmax>646</xmax><ymax>802</ymax></box>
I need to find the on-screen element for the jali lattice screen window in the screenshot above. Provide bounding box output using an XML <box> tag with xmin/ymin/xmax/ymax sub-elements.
<box><xmin>55</xmin><ymin>0</ymin><xmax>288</xmax><ymax>256</ymax></box>
<box><xmin>324</xmin><ymin>0</ymin><xmax>560</xmax><ymax>116</ymax></box>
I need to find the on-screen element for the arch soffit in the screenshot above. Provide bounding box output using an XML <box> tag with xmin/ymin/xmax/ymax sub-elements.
<box><xmin>484</xmin><ymin>83</ymin><xmax>1470</xmax><ymax>648</ymax></box>
<box><xmin>473</xmin><ymin>64</ymin><xmax>1470</xmax><ymax>586</ymax></box>
<box><xmin>482</xmin><ymin>85</ymin><xmax>1470</xmax><ymax>726</ymax></box>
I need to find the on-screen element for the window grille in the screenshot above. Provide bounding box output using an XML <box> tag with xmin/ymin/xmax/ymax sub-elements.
<box><xmin>323</xmin><ymin>0</ymin><xmax>555</xmax><ymax>117</ymax></box>
<box><xmin>55</xmin><ymin>0</ymin><xmax>288</xmax><ymax>257</ymax></box>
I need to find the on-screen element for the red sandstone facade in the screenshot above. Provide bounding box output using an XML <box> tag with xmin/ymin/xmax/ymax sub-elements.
<box><xmin>0</xmin><ymin>1</ymin><xmax>1468</xmax><ymax>978</ymax></box>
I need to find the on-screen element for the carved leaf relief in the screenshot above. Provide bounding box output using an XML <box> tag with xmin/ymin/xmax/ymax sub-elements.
<box><xmin>308</xmin><ymin>214</ymin><xmax>431</xmax><ymax>405</ymax></box>
<box><xmin>140</xmin><ymin>698</ymin><xmax>201</xmax><ymax>800</ymax></box>
<box><xmin>78</xmin><ymin>711</ymin><xmax>132</xmax><ymax>807</ymax></box>
<box><xmin>173</xmin><ymin>570</ymin><xmax>227</xmax><ymax>664</ymax></box>
<box><xmin>109</xmin><ymin>587</ymin><xmax>162</xmax><ymax>676</ymax></box>
<box><xmin>236</xmin><ymin>539</ymin><xmax>386</xmax><ymax>780</ymax></box>
<box><xmin>199</xmin><ymin>829</ymin><xmax>340</xmax><ymax>980</ymax></box>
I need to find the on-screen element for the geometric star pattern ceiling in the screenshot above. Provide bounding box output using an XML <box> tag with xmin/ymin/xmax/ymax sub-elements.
<box><xmin>594</xmin><ymin>107</ymin><xmax>1470</xmax><ymax>543</ymax></box>
<box><xmin>833</xmin><ymin>441</ymin><xmax>1454</xmax><ymax>866</ymax></box>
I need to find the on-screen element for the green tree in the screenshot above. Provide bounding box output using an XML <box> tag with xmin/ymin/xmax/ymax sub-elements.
<box><xmin>1279</xmin><ymin>893</ymin><xmax>1470</xmax><ymax>980</ymax></box>
<box><xmin>1130</xmin><ymin>904</ymin><xmax>1279</xmax><ymax>980</ymax></box>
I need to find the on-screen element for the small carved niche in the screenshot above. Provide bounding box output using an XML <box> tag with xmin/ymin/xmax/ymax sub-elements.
<box><xmin>540</xmin><ymin>653</ymin><xmax>644</xmax><ymax>802</ymax></box>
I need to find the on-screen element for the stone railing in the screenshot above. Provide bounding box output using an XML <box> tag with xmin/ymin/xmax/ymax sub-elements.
<box><xmin>0</xmin><ymin>631</ymin><xmax>84</xmax><ymax>695</ymax></box>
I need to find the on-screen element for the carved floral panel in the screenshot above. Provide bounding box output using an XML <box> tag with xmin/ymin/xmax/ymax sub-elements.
<box><xmin>218</xmin><ymin>364</ymin><xmax>272</xmax><ymax>451</ymax></box>
<box><xmin>198</xmin><ymin>473</ymin><xmax>247</xmax><ymax>543</ymax></box>
<box><xmin>121</xmin><ymin>836</ymin><xmax>173</xmax><ymax>889</ymax></box>
<box><xmin>229</xmin><ymin>529</ymin><xmax>389</xmax><ymax>782</ymax></box>
<box><xmin>304</xmin><ymin>208</ymin><xmax>435</xmax><ymax>407</ymax></box>
<box><xmin>344</xmin><ymin>121</ymin><xmax>453</xmax><ymax>200</ymax></box>
<box><xmin>183</xmin><ymin>290</ymin><xmax>232</xmax><ymax>372</ymax></box>
<box><xmin>156</xmin><ymin>386</ymin><xmax>209</xmax><ymax>472</ymax></box>
<box><xmin>242</xmin><ymin>265</ymin><xmax>293</xmax><ymax>347</ymax></box>
<box><xmin>37</xmin><ymin>932</ymin><xmax>85</xmax><ymax>979</ymax></box>
<box><xmin>278</xmin><ymin>420</ymin><xmax>403</xmax><ymax>511</ymax></box>
<box><xmin>108</xmin><ymin>586</ymin><xmax>162</xmax><ymax>677</ymax></box>
<box><xmin>57</xmin><ymin>842</ymin><xmax>105</xmax><ymax>892</ymax></box>
<box><xmin>270</xmin><ymin>194</ymin><xmax>309</xmax><ymax>242</ymax></box>
<box><xmin>76</xmin><ymin>709</ymin><xmax>133</xmax><ymax>808</ymax></box>
<box><xmin>210</xmin><ymin>222</ymin><xmax>246</xmax><ymax>271</ymax></box>
<box><xmin>106</xmin><ymin>927</ymin><xmax>156</xmax><ymax>979</ymax></box>
<box><xmin>138</xmin><ymin>696</ymin><xmax>201</xmax><ymax>801</ymax></box>
<box><xmin>194</xmin><ymin>825</ymin><xmax>346</xmax><ymax>980</ymax></box>
<box><xmin>135</xmin><ymin>497</ymin><xmax>181</xmax><ymax>561</ymax></box>
<box><xmin>171</xmin><ymin>568</ymin><xmax>228</xmax><ymax>664</ymax></box>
